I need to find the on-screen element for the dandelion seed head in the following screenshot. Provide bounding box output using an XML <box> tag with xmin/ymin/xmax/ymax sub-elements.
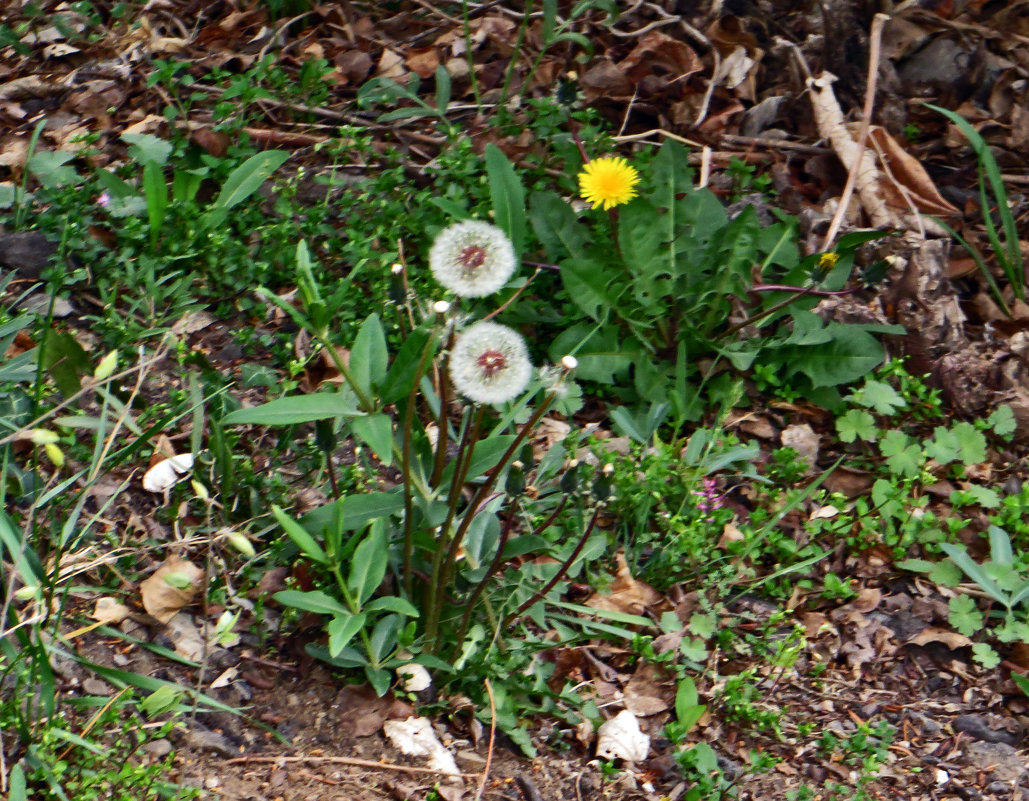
<box><xmin>429</xmin><ymin>220</ymin><xmax>517</xmax><ymax>297</ymax></box>
<box><xmin>449</xmin><ymin>321</ymin><xmax>531</xmax><ymax>405</ymax></box>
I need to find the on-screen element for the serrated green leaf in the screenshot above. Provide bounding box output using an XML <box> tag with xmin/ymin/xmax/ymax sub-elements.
<box><xmin>971</xmin><ymin>642</ymin><xmax>1000</xmax><ymax>669</ymax></box>
<box><xmin>836</xmin><ymin>408</ymin><xmax>877</xmax><ymax>443</ymax></box>
<box><xmin>851</xmin><ymin>380</ymin><xmax>906</xmax><ymax>415</ymax></box>
<box><xmin>947</xmin><ymin>595</ymin><xmax>982</xmax><ymax>636</ymax></box>
<box><xmin>952</xmin><ymin>422</ymin><xmax>987</xmax><ymax>465</ymax></box>
<box><xmin>879</xmin><ymin>429</ymin><xmax>923</xmax><ymax>477</ymax></box>
<box><xmin>988</xmin><ymin>404</ymin><xmax>1016</xmax><ymax>438</ymax></box>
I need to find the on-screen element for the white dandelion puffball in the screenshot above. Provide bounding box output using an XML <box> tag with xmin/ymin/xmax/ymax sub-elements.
<box><xmin>429</xmin><ymin>220</ymin><xmax>517</xmax><ymax>297</ymax></box>
<box><xmin>449</xmin><ymin>321</ymin><xmax>532</xmax><ymax>405</ymax></box>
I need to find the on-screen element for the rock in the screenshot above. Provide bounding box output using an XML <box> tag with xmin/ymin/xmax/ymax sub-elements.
<box><xmin>780</xmin><ymin>423</ymin><xmax>819</xmax><ymax>472</ymax></box>
<box><xmin>181</xmin><ymin>725</ymin><xmax>236</xmax><ymax>756</ymax></box>
<box><xmin>953</xmin><ymin>714</ymin><xmax>1022</xmax><ymax>746</ymax></box>
<box><xmin>964</xmin><ymin>741</ymin><xmax>1027</xmax><ymax>784</ymax></box>
<box><xmin>82</xmin><ymin>677</ymin><xmax>111</xmax><ymax>696</ymax></box>
<box><xmin>0</xmin><ymin>231</ymin><xmax>58</xmax><ymax>278</ymax></box>
<box><xmin>143</xmin><ymin>739</ymin><xmax>173</xmax><ymax>758</ymax></box>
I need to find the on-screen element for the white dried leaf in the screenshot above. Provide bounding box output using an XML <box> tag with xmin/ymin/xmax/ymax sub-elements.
<box><xmin>596</xmin><ymin>710</ymin><xmax>650</xmax><ymax>763</ymax></box>
<box><xmin>142</xmin><ymin>453</ymin><xmax>194</xmax><ymax>492</ymax></box>
<box><xmin>398</xmin><ymin>663</ymin><xmax>432</xmax><ymax>693</ymax></box>
<box><xmin>383</xmin><ymin>716</ymin><xmax>460</xmax><ymax>777</ymax></box>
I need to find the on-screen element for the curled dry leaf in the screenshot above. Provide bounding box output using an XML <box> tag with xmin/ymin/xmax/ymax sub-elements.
<box><xmin>140</xmin><ymin>556</ymin><xmax>204</xmax><ymax>624</ymax></box>
<box><xmin>383</xmin><ymin>716</ymin><xmax>461</xmax><ymax>778</ymax></box>
<box><xmin>586</xmin><ymin>552</ymin><xmax>664</xmax><ymax>616</ymax></box>
<box><xmin>398</xmin><ymin>663</ymin><xmax>432</xmax><ymax>693</ymax></box>
<box><xmin>624</xmin><ymin>662</ymin><xmax>675</xmax><ymax>716</ymax></box>
<box><xmin>141</xmin><ymin>453</ymin><xmax>194</xmax><ymax>493</ymax></box>
<box><xmin>92</xmin><ymin>596</ymin><xmax>131</xmax><ymax>624</ymax></box>
<box><xmin>596</xmin><ymin>709</ymin><xmax>650</xmax><ymax>763</ymax></box>
<box><xmin>807</xmin><ymin>72</ymin><xmax>896</xmax><ymax>230</ymax></box>
<box><xmin>907</xmin><ymin>627</ymin><xmax>973</xmax><ymax>650</ymax></box>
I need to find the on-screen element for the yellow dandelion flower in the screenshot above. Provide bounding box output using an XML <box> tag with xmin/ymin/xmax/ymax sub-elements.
<box><xmin>578</xmin><ymin>156</ymin><xmax>640</xmax><ymax>210</ymax></box>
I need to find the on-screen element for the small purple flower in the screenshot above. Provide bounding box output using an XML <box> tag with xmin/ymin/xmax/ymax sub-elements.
<box><xmin>693</xmin><ymin>476</ymin><xmax>724</xmax><ymax>521</ymax></box>
<box><xmin>97</xmin><ymin>192</ymin><xmax>111</xmax><ymax>208</ymax></box>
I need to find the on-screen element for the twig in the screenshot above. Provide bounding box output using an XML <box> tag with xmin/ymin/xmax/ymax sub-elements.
<box><xmin>222</xmin><ymin>754</ymin><xmax>478</xmax><ymax>778</ymax></box>
<box><xmin>481</xmin><ymin>268</ymin><xmax>541</xmax><ymax>322</ymax></box>
<box><xmin>473</xmin><ymin>678</ymin><xmax>497</xmax><ymax>801</ymax></box>
<box><xmin>820</xmin><ymin>12</ymin><xmax>891</xmax><ymax>251</ymax></box>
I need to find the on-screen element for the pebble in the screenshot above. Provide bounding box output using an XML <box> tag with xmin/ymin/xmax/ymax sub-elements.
<box><xmin>143</xmin><ymin>739</ymin><xmax>173</xmax><ymax>758</ymax></box>
<box><xmin>204</xmin><ymin>776</ymin><xmax>220</xmax><ymax>790</ymax></box>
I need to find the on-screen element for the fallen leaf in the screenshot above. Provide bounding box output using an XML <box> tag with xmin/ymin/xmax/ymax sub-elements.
<box><xmin>141</xmin><ymin>453</ymin><xmax>194</xmax><ymax>492</ymax></box>
<box><xmin>140</xmin><ymin>557</ymin><xmax>203</xmax><ymax>624</ymax></box>
<box><xmin>596</xmin><ymin>710</ymin><xmax>649</xmax><ymax>763</ymax></box>
<box><xmin>623</xmin><ymin>662</ymin><xmax>675</xmax><ymax>716</ymax></box>
<box><xmin>92</xmin><ymin>596</ymin><xmax>131</xmax><ymax>624</ymax></box>
<box><xmin>383</xmin><ymin>716</ymin><xmax>461</xmax><ymax>778</ymax></box>
<box><xmin>586</xmin><ymin>552</ymin><xmax>664</xmax><ymax>616</ymax></box>
<box><xmin>907</xmin><ymin>627</ymin><xmax>973</xmax><ymax>649</ymax></box>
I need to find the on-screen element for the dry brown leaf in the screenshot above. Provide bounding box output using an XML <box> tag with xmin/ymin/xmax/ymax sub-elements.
<box><xmin>807</xmin><ymin>72</ymin><xmax>896</xmax><ymax>229</ymax></box>
<box><xmin>123</xmin><ymin>114</ymin><xmax>166</xmax><ymax>136</ymax></box>
<box><xmin>624</xmin><ymin>662</ymin><xmax>675</xmax><ymax>716</ymax></box>
<box><xmin>616</xmin><ymin>30</ymin><xmax>703</xmax><ymax>84</ymax></box>
<box><xmin>586</xmin><ymin>552</ymin><xmax>664</xmax><ymax>616</ymax></box>
<box><xmin>140</xmin><ymin>557</ymin><xmax>204</xmax><ymax>624</ymax></box>
<box><xmin>405</xmin><ymin>47</ymin><xmax>440</xmax><ymax>80</ymax></box>
<box><xmin>92</xmin><ymin>596</ymin><xmax>131</xmax><ymax>624</ymax></box>
<box><xmin>907</xmin><ymin>627</ymin><xmax>973</xmax><ymax>650</ymax></box>
<box><xmin>376</xmin><ymin>48</ymin><xmax>407</xmax><ymax>80</ymax></box>
<box><xmin>865</xmin><ymin>126</ymin><xmax>959</xmax><ymax>216</ymax></box>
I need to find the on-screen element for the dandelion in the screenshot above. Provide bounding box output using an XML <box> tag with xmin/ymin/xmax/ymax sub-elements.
<box><xmin>449</xmin><ymin>321</ymin><xmax>531</xmax><ymax>405</ymax></box>
<box><xmin>578</xmin><ymin>156</ymin><xmax>640</xmax><ymax>210</ymax></box>
<box><xmin>429</xmin><ymin>220</ymin><xmax>517</xmax><ymax>297</ymax></box>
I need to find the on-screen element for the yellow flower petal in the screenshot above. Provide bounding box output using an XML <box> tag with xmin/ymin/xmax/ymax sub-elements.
<box><xmin>578</xmin><ymin>156</ymin><xmax>640</xmax><ymax>210</ymax></box>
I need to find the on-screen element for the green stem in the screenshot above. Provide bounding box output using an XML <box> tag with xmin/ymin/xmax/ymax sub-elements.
<box><xmin>423</xmin><ymin>407</ymin><xmax>484</xmax><ymax>644</ymax></box>
<box><xmin>402</xmin><ymin>333</ymin><xmax>446</xmax><ymax>598</ymax></box>
<box><xmin>502</xmin><ymin>504</ymin><xmax>602</xmax><ymax>628</ymax></box>
<box><xmin>331</xmin><ymin>564</ymin><xmax>378</xmax><ymax>667</ymax></box>
<box><xmin>716</xmin><ymin>283</ymin><xmax>819</xmax><ymax>340</ymax></box>
<box><xmin>497</xmin><ymin>0</ymin><xmax>533</xmax><ymax>111</ymax></box>
<box><xmin>461</xmin><ymin>0</ymin><xmax>483</xmax><ymax>112</ymax></box>
<box><xmin>455</xmin><ymin>493</ymin><xmax>570</xmax><ymax>647</ymax></box>
<box><xmin>428</xmin><ymin>394</ymin><xmax>556</xmax><ymax>647</ymax></box>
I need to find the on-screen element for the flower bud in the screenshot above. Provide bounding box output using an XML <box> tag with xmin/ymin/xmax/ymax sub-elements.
<box><xmin>561</xmin><ymin>355</ymin><xmax>578</xmax><ymax>371</ymax></box>
<box><xmin>388</xmin><ymin>263</ymin><xmax>407</xmax><ymax>304</ymax></box>
<box><xmin>433</xmin><ymin>300</ymin><xmax>451</xmax><ymax>315</ymax></box>
<box><xmin>44</xmin><ymin>443</ymin><xmax>64</xmax><ymax>468</ymax></box>
<box><xmin>560</xmin><ymin>458</ymin><xmax>580</xmax><ymax>494</ymax></box>
<box><xmin>226</xmin><ymin>532</ymin><xmax>256</xmax><ymax>558</ymax></box>
<box><xmin>505</xmin><ymin>460</ymin><xmax>525</xmax><ymax>496</ymax></box>
<box><xmin>14</xmin><ymin>585</ymin><xmax>38</xmax><ymax>601</ymax></box>
<box><xmin>26</xmin><ymin>429</ymin><xmax>59</xmax><ymax>445</ymax></box>
<box><xmin>93</xmin><ymin>350</ymin><xmax>118</xmax><ymax>382</ymax></box>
